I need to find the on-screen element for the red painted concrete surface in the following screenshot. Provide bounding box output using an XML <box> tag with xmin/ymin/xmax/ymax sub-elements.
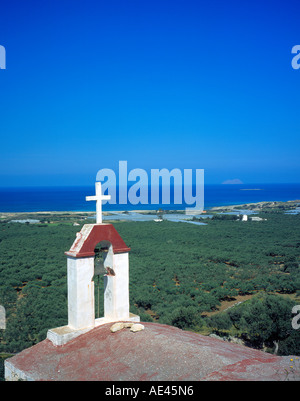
<box><xmin>5</xmin><ymin>322</ymin><xmax>298</xmax><ymax>381</ymax></box>
<box><xmin>65</xmin><ymin>224</ymin><xmax>131</xmax><ymax>258</ymax></box>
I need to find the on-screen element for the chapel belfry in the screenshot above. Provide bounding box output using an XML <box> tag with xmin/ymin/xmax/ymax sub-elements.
<box><xmin>47</xmin><ymin>182</ymin><xmax>139</xmax><ymax>346</ymax></box>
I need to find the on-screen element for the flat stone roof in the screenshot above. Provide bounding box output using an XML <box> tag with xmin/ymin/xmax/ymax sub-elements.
<box><xmin>5</xmin><ymin>322</ymin><xmax>297</xmax><ymax>381</ymax></box>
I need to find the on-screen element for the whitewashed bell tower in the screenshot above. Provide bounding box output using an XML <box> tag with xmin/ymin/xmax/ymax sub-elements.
<box><xmin>47</xmin><ymin>183</ymin><xmax>139</xmax><ymax>346</ymax></box>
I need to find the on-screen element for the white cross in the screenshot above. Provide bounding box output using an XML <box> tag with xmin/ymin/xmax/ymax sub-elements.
<box><xmin>86</xmin><ymin>182</ymin><xmax>111</xmax><ymax>224</ymax></box>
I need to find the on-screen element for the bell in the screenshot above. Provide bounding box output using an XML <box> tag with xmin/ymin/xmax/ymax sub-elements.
<box><xmin>94</xmin><ymin>257</ymin><xmax>106</xmax><ymax>277</ymax></box>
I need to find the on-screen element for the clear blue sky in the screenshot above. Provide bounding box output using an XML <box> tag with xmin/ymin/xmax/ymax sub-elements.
<box><xmin>0</xmin><ymin>0</ymin><xmax>299</xmax><ymax>186</ymax></box>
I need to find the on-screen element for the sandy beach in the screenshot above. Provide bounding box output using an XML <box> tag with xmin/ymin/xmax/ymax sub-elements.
<box><xmin>0</xmin><ymin>200</ymin><xmax>299</xmax><ymax>220</ymax></box>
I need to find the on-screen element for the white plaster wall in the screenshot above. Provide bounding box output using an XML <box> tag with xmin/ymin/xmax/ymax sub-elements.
<box><xmin>67</xmin><ymin>256</ymin><xmax>95</xmax><ymax>330</ymax></box>
<box><xmin>104</xmin><ymin>252</ymin><xmax>130</xmax><ymax>320</ymax></box>
<box><xmin>5</xmin><ymin>361</ymin><xmax>34</xmax><ymax>381</ymax></box>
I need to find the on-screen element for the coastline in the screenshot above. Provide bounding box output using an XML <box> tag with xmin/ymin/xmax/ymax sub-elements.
<box><xmin>1</xmin><ymin>183</ymin><xmax>299</xmax><ymax>215</ymax></box>
<box><xmin>0</xmin><ymin>210</ymin><xmax>157</xmax><ymax>217</ymax></box>
<box><xmin>0</xmin><ymin>200</ymin><xmax>299</xmax><ymax>218</ymax></box>
<box><xmin>209</xmin><ymin>199</ymin><xmax>300</xmax><ymax>211</ymax></box>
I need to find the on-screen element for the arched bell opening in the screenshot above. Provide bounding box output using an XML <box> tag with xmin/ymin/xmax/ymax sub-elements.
<box><xmin>93</xmin><ymin>241</ymin><xmax>114</xmax><ymax>319</ymax></box>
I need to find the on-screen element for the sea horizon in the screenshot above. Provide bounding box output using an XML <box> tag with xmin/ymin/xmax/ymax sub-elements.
<box><xmin>0</xmin><ymin>183</ymin><xmax>299</xmax><ymax>213</ymax></box>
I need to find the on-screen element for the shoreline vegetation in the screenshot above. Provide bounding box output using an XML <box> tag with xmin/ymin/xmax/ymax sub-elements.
<box><xmin>209</xmin><ymin>199</ymin><xmax>300</xmax><ymax>211</ymax></box>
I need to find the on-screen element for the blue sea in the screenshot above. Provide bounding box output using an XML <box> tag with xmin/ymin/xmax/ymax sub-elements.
<box><xmin>0</xmin><ymin>183</ymin><xmax>299</xmax><ymax>213</ymax></box>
